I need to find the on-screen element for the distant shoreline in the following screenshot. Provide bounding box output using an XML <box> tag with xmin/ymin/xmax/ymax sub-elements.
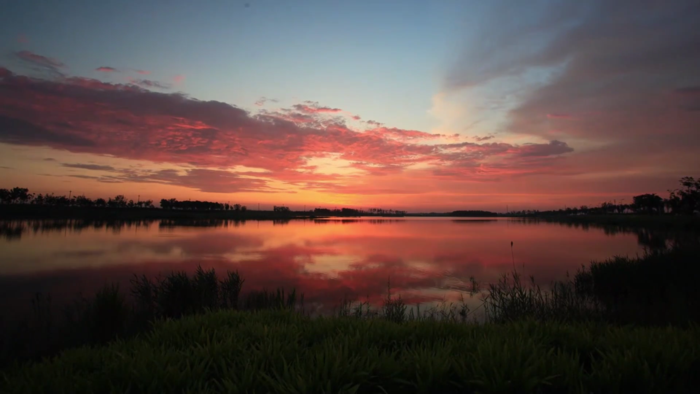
<box><xmin>1</xmin><ymin>206</ymin><xmax>698</xmax><ymax>229</ymax></box>
<box><xmin>0</xmin><ymin>205</ymin><xmax>411</xmax><ymax>221</ymax></box>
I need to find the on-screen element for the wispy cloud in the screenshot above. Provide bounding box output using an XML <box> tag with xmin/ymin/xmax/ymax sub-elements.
<box><xmin>292</xmin><ymin>102</ymin><xmax>342</xmax><ymax>114</ymax></box>
<box><xmin>473</xmin><ymin>135</ymin><xmax>494</xmax><ymax>142</ymax></box>
<box><xmin>127</xmin><ymin>78</ymin><xmax>171</xmax><ymax>90</ymax></box>
<box><xmin>443</xmin><ymin>0</ymin><xmax>700</xmax><ymax>181</ymax></box>
<box><xmin>255</xmin><ymin>96</ymin><xmax>279</xmax><ymax>107</ymax></box>
<box><xmin>95</xmin><ymin>66</ymin><xmax>118</xmax><ymax>73</ymax></box>
<box><xmin>62</xmin><ymin>163</ymin><xmax>116</xmax><ymax>171</ymax></box>
<box><xmin>14</xmin><ymin>50</ymin><xmax>66</xmax><ymax>77</ymax></box>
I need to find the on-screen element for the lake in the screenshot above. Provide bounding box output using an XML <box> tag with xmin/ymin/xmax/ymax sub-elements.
<box><xmin>0</xmin><ymin>217</ymin><xmax>655</xmax><ymax>321</ymax></box>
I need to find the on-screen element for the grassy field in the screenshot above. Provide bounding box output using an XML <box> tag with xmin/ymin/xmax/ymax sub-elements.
<box><xmin>2</xmin><ymin>310</ymin><xmax>700</xmax><ymax>394</ymax></box>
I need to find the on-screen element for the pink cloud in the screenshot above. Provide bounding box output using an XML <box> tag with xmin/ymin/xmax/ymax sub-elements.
<box><xmin>17</xmin><ymin>34</ymin><xmax>29</xmax><ymax>44</ymax></box>
<box><xmin>0</xmin><ymin>67</ymin><xmax>577</xmax><ymax>196</ymax></box>
<box><xmin>173</xmin><ymin>74</ymin><xmax>185</xmax><ymax>83</ymax></box>
<box><xmin>135</xmin><ymin>70</ymin><xmax>150</xmax><ymax>75</ymax></box>
<box><xmin>95</xmin><ymin>66</ymin><xmax>118</xmax><ymax>72</ymax></box>
<box><xmin>366</xmin><ymin>126</ymin><xmax>444</xmax><ymax>142</ymax></box>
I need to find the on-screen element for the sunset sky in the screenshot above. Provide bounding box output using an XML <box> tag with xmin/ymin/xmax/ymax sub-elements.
<box><xmin>0</xmin><ymin>0</ymin><xmax>698</xmax><ymax>212</ymax></box>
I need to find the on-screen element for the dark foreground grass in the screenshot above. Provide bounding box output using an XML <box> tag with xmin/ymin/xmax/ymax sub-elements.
<box><xmin>2</xmin><ymin>310</ymin><xmax>700</xmax><ymax>394</ymax></box>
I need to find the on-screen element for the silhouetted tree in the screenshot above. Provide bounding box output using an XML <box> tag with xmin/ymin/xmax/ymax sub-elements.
<box><xmin>3</xmin><ymin>187</ymin><xmax>31</xmax><ymax>204</ymax></box>
<box><xmin>632</xmin><ymin>193</ymin><xmax>664</xmax><ymax>214</ymax></box>
<box><xmin>0</xmin><ymin>189</ymin><xmax>9</xmax><ymax>204</ymax></box>
<box><xmin>668</xmin><ymin>176</ymin><xmax>700</xmax><ymax>215</ymax></box>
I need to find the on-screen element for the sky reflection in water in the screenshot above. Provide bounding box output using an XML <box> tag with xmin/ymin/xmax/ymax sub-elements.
<box><xmin>0</xmin><ymin>218</ymin><xmax>646</xmax><ymax>318</ymax></box>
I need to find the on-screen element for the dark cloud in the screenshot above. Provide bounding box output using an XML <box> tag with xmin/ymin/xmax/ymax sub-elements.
<box><xmin>0</xmin><ymin>115</ymin><xmax>94</xmax><ymax>147</ymax></box>
<box><xmin>62</xmin><ymin>163</ymin><xmax>116</xmax><ymax>171</ymax></box>
<box><xmin>292</xmin><ymin>102</ymin><xmax>342</xmax><ymax>114</ymax></box>
<box><xmin>674</xmin><ymin>86</ymin><xmax>700</xmax><ymax>96</ymax></box>
<box><xmin>128</xmin><ymin>79</ymin><xmax>171</xmax><ymax>90</ymax></box>
<box><xmin>445</xmin><ymin>0</ymin><xmax>700</xmax><ymax>177</ymax></box>
<box><xmin>14</xmin><ymin>50</ymin><xmax>66</xmax><ymax>77</ymax></box>
<box><xmin>473</xmin><ymin>135</ymin><xmax>494</xmax><ymax>142</ymax></box>
<box><xmin>116</xmin><ymin>168</ymin><xmax>276</xmax><ymax>193</ymax></box>
<box><xmin>513</xmin><ymin>140</ymin><xmax>573</xmax><ymax>158</ymax></box>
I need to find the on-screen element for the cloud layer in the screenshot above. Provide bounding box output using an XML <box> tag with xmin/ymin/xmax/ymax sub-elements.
<box><xmin>0</xmin><ymin>62</ymin><xmax>574</xmax><ymax>195</ymax></box>
<box><xmin>446</xmin><ymin>0</ymin><xmax>700</xmax><ymax>180</ymax></box>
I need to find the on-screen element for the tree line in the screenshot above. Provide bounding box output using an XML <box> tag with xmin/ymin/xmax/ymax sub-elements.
<box><xmin>313</xmin><ymin>207</ymin><xmax>407</xmax><ymax>216</ymax></box>
<box><xmin>0</xmin><ymin>188</ymin><xmax>155</xmax><ymax>208</ymax></box>
<box><xmin>509</xmin><ymin>176</ymin><xmax>700</xmax><ymax>216</ymax></box>
<box><xmin>160</xmin><ymin>198</ymin><xmax>247</xmax><ymax>211</ymax></box>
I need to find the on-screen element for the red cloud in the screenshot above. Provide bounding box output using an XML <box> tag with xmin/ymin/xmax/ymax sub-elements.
<box><xmin>0</xmin><ymin>67</ymin><xmax>576</xmax><ymax>194</ymax></box>
<box><xmin>96</xmin><ymin>66</ymin><xmax>118</xmax><ymax>72</ymax></box>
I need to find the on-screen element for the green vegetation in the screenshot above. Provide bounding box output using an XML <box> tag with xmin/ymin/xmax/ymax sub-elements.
<box><xmin>3</xmin><ymin>310</ymin><xmax>700</xmax><ymax>394</ymax></box>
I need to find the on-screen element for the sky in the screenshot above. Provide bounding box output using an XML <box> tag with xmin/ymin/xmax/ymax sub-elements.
<box><xmin>0</xmin><ymin>0</ymin><xmax>698</xmax><ymax>212</ymax></box>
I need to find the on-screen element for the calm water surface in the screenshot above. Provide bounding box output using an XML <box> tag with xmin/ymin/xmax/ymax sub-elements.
<box><xmin>0</xmin><ymin>218</ymin><xmax>648</xmax><ymax>319</ymax></box>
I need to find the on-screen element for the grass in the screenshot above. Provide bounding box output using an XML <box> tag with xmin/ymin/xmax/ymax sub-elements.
<box><xmin>2</xmin><ymin>310</ymin><xmax>700</xmax><ymax>394</ymax></box>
